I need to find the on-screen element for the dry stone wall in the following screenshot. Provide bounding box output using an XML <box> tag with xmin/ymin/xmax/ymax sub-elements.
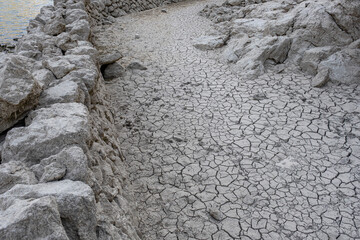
<box><xmin>0</xmin><ymin>0</ymin><xmax>156</xmax><ymax>239</ymax></box>
<box><xmin>87</xmin><ymin>0</ymin><xmax>186</xmax><ymax>23</ymax></box>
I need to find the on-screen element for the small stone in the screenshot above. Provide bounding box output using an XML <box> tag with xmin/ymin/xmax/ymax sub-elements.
<box><xmin>208</xmin><ymin>207</ymin><xmax>224</xmax><ymax>221</ymax></box>
<box><xmin>127</xmin><ymin>61</ymin><xmax>147</xmax><ymax>70</ymax></box>
<box><xmin>135</xmin><ymin>34</ymin><xmax>140</xmax><ymax>39</ymax></box>
<box><xmin>161</xmin><ymin>9</ymin><xmax>167</xmax><ymax>13</ymax></box>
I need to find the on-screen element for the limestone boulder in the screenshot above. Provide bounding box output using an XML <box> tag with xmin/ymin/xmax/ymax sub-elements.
<box><xmin>31</xmin><ymin>146</ymin><xmax>89</xmax><ymax>183</ymax></box>
<box><xmin>62</xmin><ymin>68</ymin><xmax>98</xmax><ymax>92</ymax></box>
<box><xmin>0</xmin><ymin>56</ymin><xmax>42</xmax><ymax>134</ymax></box>
<box><xmin>65</xmin><ymin>9</ymin><xmax>89</xmax><ymax>25</ymax></box>
<box><xmin>66</xmin><ymin>19</ymin><xmax>91</xmax><ymax>41</ymax></box>
<box><xmin>38</xmin><ymin>80</ymin><xmax>87</xmax><ymax>107</ymax></box>
<box><xmin>0</xmin><ymin>196</ymin><xmax>69</xmax><ymax>240</ymax></box>
<box><xmin>300</xmin><ymin>46</ymin><xmax>340</xmax><ymax>76</ymax></box>
<box><xmin>193</xmin><ymin>35</ymin><xmax>229</xmax><ymax>50</ymax></box>
<box><xmin>31</xmin><ymin>68</ymin><xmax>56</xmax><ymax>88</ymax></box>
<box><xmin>99</xmin><ymin>51</ymin><xmax>123</xmax><ymax>65</ymax></box>
<box><xmin>66</xmin><ymin>45</ymin><xmax>99</xmax><ymax>61</ymax></box>
<box><xmin>43</xmin><ymin>57</ymin><xmax>76</xmax><ymax>78</ymax></box>
<box><xmin>1</xmin><ymin>103</ymin><xmax>90</xmax><ymax>165</ymax></box>
<box><xmin>0</xmin><ymin>162</ymin><xmax>38</xmax><ymax>194</ymax></box>
<box><xmin>319</xmin><ymin>48</ymin><xmax>360</xmax><ymax>84</ymax></box>
<box><xmin>0</xmin><ymin>180</ymin><xmax>97</xmax><ymax>240</ymax></box>
<box><xmin>44</xmin><ymin>15</ymin><xmax>66</xmax><ymax>36</ymax></box>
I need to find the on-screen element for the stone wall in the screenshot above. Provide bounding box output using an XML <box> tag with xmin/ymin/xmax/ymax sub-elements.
<box><xmin>0</xmin><ymin>0</ymin><xmax>148</xmax><ymax>239</ymax></box>
<box><xmin>87</xmin><ymin>0</ymin><xmax>186</xmax><ymax>22</ymax></box>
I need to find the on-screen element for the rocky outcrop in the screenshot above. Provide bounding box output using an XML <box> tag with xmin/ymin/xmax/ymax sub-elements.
<box><xmin>199</xmin><ymin>0</ymin><xmax>360</xmax><ymax>85</ymax></box>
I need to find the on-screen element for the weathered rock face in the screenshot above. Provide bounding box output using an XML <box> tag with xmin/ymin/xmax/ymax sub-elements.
<box><xmin>0</xmin><ymin>180</ymin><xmax>97</xmax><ymax>240</ymax></box>
<box><xmin>87</xmin><ymin>0</ymin><xmax>187</xmax><ymax>24</ymax></box>
<box><xmin>200</xmin><ymin>0</ymin><xmax>360</xmax><ymax>85</ymax></box>
<box><xmin>1</xmin><ymin>103</ymin><xmax>90</xmax><ymax>166</ymax></box>
<box><xmin>0</xmin><ymin>196</ymin><xmax>69</xmax><ymax>240</ymax></box>
<box><xmin>0</xmin><ymin>56</ymin><xmax>42</xmax><ymax>134</ymax></box>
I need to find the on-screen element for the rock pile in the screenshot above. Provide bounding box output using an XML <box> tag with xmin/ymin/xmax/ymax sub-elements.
<box><xmin>199</xmin><ymin>0</ymin><xmax>360</xmax><ymax>85</ymax></box>
<box><xmin>0</xmin><ymin>0</ymin><xmax>143</xmax><ymax>239</ymax></box>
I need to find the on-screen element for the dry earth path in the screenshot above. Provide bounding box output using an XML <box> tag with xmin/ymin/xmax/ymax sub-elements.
<box><xmin>94</xmin><ymin>0</ymin><xmax>360</xmax><ymax>239</ymax></box>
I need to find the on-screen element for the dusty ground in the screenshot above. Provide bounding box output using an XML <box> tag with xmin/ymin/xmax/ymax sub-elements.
<box><xmin>94</xmin><ymin>0</ymin><xmax>360</xmax><ymax>239</ymax></box>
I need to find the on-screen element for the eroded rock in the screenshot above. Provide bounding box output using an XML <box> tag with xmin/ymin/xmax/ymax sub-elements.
<box><xmin>0</xmin><ymin>56</ymin><xmax>42</xmax><ymax>134</ymax></box>
<box><xmin>1</xmin><ymin>103</ymin><xmax>90</xmax><ymax>165</ymax></box>
<box><xmin>0</xmin><ymin>180</ymin><xmax>97</xmax><ymax>240</ymax></box>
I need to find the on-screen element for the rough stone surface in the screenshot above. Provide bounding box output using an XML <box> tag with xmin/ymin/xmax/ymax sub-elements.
<box><xmin>200</xmin><ymin>0</ymin><xmax>360</xmax><ymax>83</ymax></box>
<box><xmin>0</xmin><ymin>55</ymin><xmax>42</xmax><ymax>134</ymax></box>
<box><xmin>102</xmin><ymin>62</ymin><xmax>125</xmax><ymax>80</ymax></box>
<box><xmin>0</xmin><ymin>162</ymin><xmax>38</xmax><ymax>194</ymax></box>
<box><xmin>93</xmin><ymin>0</ymin><xmax>360</xmax><ymax>239</ymax></box>
<box><xmin>0</xmin><ymin>196</ymin><xmax>69</xmax><ymax>240</ymax></box>
<box><xmin>0</xmin><ymin>180</ymin><xmax>97</xmax><ymax>240</ymax></box>
<box><xmin>31</xmin><ymin>146</ymin><xmax>89</xmax><ymax>183</ymax></box>
<box><xmin>1</xmin><ymin>103</ymin><xmax>90</xmax><ymax>165</ymax></box>
<box><xmin>39</xmin><ymin>80</ymin><xmax>86</xmax><ymax>106</ymax></box>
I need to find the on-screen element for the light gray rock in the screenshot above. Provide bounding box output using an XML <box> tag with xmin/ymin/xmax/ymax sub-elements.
<box><xmin>66</xmin><ymin>45</ymin><xmax>99</xmax><ymax>61</ymax></box>
<box><xmin>56</xmin><ymin>32</ymin><xmax>78</xmax><ymax>51</ymax></box>
<box><xmin>99</xmin><ymin>51</ymin><xmax>123</xmax><ymax>65</ymax></box>
<box><xmin>44</xmin><ymin>57</ymin><xmax>76</xmax><ymax>78</ymax></box>
<box><xmin>0</xmin><ymin>162</ymin><xmax>38</xmax><ymax>194</ymax></box>
<box><xmin>0</xmin><ymin>180</ymin><xmax>97</xmax><ymax>240</ymax></box>
<box><xmin>193</xmin><ymin>35</ymin><xmax>229</xmax><ymax>50</ymax></box>
<box><xmin>31</xmin><ymin>146</ymin><xmax>89</xmax><ymax>183</ymax></box>
<box><xmin>103</xmin><ymin>62</ymin><xmax>125</xmax><ymax>80</ymax></box>
<box><xmin>32</xmin><ymin>68</ymin><xmax>56</xmax><ymax>88</ymax></box>
<box><xmin>66</xmin><ymin>19</ymin><xmax>91</xmax><ymax>41</ymax></box>
<box><xmin>62</xmin><ymin>68</ymin><xmax>98</xmax><ymax>92</ymax></box>
<box><xmin>44</xmin><ymin>15</ymin><xmax>66</xmax><ymax>36</ymax></box>
<box><xmin>39</xmin><ymin>80</ymin><xmax>86</xmax><ymax>106</ymax></box>
<box><xmin>0</xmin><ymin>56</ymin><xmax>42</xmax><ymax>134</ymax></box>
<box><xmin>319</xmin><ymin>48</ymin><xmax>360</xmax><ymax>84</ymax></box>
<box><xmin>0</xmin><ymin>196</ymin><xmax>69</xmax><ymax>240</ymax></box>
<box><xmin>300</xmin><ymin>46</ymin><xmax>339</xmax><ymax>75</ymax></box>
<box><xmin>65</xmin><ymin>9</ymin><xmax>88</xmax><ymax>25</ymax></box>
<box><xmin>1</xmin><ymin>103</ymin><xmax>90</xmax><ymax>165</ymax></box>
<box><xmin>312</xmin><ymin>67</ymin><xmax>329</xmax><ymax>88</ymax></box>
<box><xmin>232</xmin><ymin>36</ymin><xmax>292</xmax><ymax>77</ymax></box>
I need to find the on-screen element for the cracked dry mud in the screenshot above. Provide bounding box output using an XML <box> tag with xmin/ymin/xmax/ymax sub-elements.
<box><xmin>95</xmin><ymin>0</ymin><xmax>360</xmax><ymax>239</ymax></box>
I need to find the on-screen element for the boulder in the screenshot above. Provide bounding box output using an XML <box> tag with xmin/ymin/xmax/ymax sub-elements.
<box><xmin>65</xmin><ymin>9</ymin><xmax>88</xmax><ymax>25</ymax></box>
<box><xmin>38</xmin><ymin>80</ymin><xmax>86</xmax><ymax>107</ymax></box>
<box><xmin>319</xmin><ymin>48</ymin><xmax>360</xmax><ymax>84</ymax></box>
<box><xmin>193</xmin><ymin>35</ymin><xmax>229</xmax><ymax>50</ymax></box>
<box><xmin>311</xmin><ymin>67</ymin><xmax>330</xmax><ymax>88</ymax></box>
<box><xmin>1</xmin><ymin>103</ymin><xmax>90</xmax><ymax>165</ymax></box>
<box><xmin>62</xmin><ymin>68</ymin><xmax>98</xmax><ymax>92</ymax></box>
<box><xmin>66</xmin><ymin>45</ymin><xmax>99</xmax><ymax>61</ymax></box>
<box><xmin>66</xmin><ymin>19</ymin><xmax>91</xmax><ymax>41</ymax></box>
<box><xmin>0</xmin><ymin>162</ymin><xmax>38</xmax><ymax>194</ymax></box>
<box><xmin>102</xmin><ymin>62</ymin><xmax>125</xmax><ymax>80</ymax></box>
<box><xmin>44</xmin><ymin>15</ymin><xmax>66</xmax><ymax>36</ymax></box>
<box><xmin>300</xmin><ymin>46</ymin><xmax>340</xmax><ymax>75</ymax></box>
<box><xmin>0</xmin><ymin>180</ymin><xmax>97</xmax><ymax>240</ymax></box>
<box><xmin>31</xmin><ymin>68</ymin><xmax>56</xmax><ymax>88</ymax></box>
<box><xmin>0</xmin><ymin>56</ymin><xmax>42</xmax><ymax>134</ymax></box>
<box><xmin>30</xmin><ymin>146</ymin><xmax>89</xmax><ymax>183</ymax></box>
<box><xmin>44</xmin><ymin>57</ymin><xmax>76</xmax><ymax>78</ymax></box>
<box><xmin>99</xmin><ymin>51</ymin><xmax>123</xmax><ymax>65</ymax></box>
<box><xmin>0</xmin><ymin>196</ymin><xmax>69</xmax><ymax>240</ymax></box>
